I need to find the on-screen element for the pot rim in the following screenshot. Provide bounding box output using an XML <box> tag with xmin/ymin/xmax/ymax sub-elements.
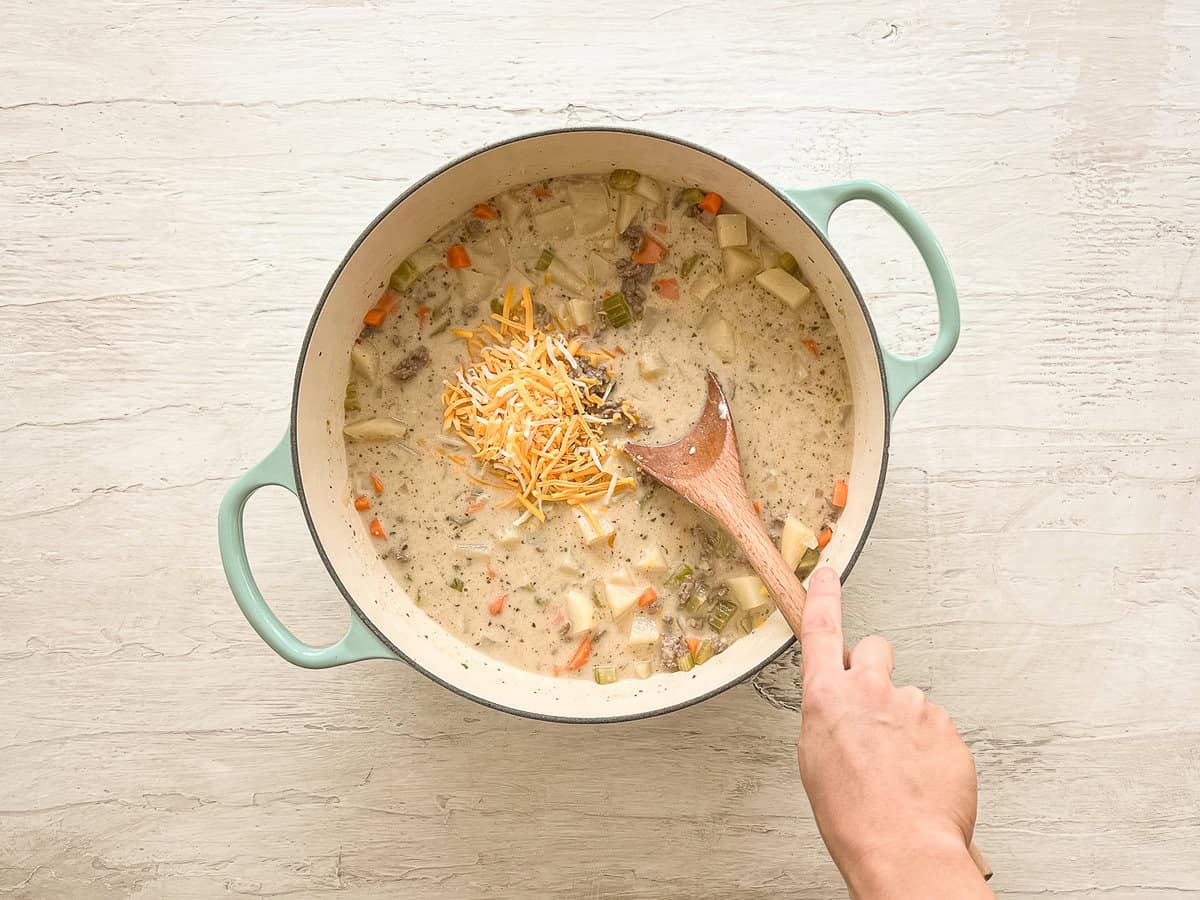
<box><xmin>289</xmin><ymin>126</ymin><xmax>891</xmax><ymax>723</ymax></box>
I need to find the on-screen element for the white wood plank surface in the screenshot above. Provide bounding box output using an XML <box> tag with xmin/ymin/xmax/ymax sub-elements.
<box><xmin>1</xmin><ymin>0</ymin><xmax>1197</xmax><ymax>896</ymax></box>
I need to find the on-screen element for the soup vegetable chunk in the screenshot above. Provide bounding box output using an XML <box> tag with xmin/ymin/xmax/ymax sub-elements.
<box><xmin>342</xmin><ymin>171</ymin><xmax>852</xmax><ymax>682</ymax></box>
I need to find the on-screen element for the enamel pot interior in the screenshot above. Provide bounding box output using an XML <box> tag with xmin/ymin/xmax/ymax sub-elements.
<box><xmin>293</xmin><ymin>129</ymin><xmax>888</xmax><ymax>722</ymax></box>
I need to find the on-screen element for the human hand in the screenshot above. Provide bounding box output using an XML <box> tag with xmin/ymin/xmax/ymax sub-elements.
<box><xmin>797</xmin><ymin>568</ymin><xmax>992</xmax><ymax>899</ymax></box>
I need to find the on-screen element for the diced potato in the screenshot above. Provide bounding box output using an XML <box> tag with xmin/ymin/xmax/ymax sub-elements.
<box><xmin>691</xmin><ymin>271</ymin><xmax>721</xmax><ymax>303</ymax></box>
<box><xmin>534</xmin><ymin>204</ymin><xmax>575</xmax><ymax>239</ymax></box>
<box><xmin>722</xmin><ymin>246</ymin><xmax>761</xmax><ymax>284</ymax></box>
<box><xmin>556</xmin><ymin>553</ymin><xmax>584</xmax><ymax>577</ymax></box>
<box><xmin>727</xmin><ymin>574</ymin><xmax>770</xmax><ymax>610</ymax></box>
<box><xmin>565</xmin><ymin>590</ymin><xmax>595</xmax><ymax>636</ymax></box>
<box><xmin>629</xmin><ymin>615</ymin><xmax>660</xmax><ymax>647</ymax></box>
<box><xmin>463</xmin><ymin>232</ymin><xmax>507</xmax><ymax>277</ymax></box>
<box><xmin>458</xmin><ymin>267</ymin><xmax>498</xmax><ymax>304</ymax></box>
<box><xmin>589</xmin><ymin>252</ymin><xmax>616</xmax><ymax>284</ymax></box>
<box><xmin>634</xmin><ymin>660</ymin><xmax>653</xmax><ymax>679</ymax></box>
<box><xmin>639</xmin><ymin>349</ymin><xmax>667</xmax><ymax>380</ymax></box>
<box><xmin>615</xmin><ymin>193</ymin><xmax>642</xmax><ymax>234</ymax></box>
<box><xmin>497</xmin><ymin>267</ymin><xmax>534</xmax><ymax>298</ymax></box>
<box><xmin>568</xmin><ymin>298</ymin><xmax>594</xmax><ymax>328</ymax></box>
<box><xmin>703</xmin><ymin>316</ymin><xmax>736</xmax><ymax>363</ymax></box>
<box><xmin>545</xmin><ymin>256</ymin><xmax>587</xmax><ymax>295</ymax></box>
<box><xmin>350</xmin><ymin>344</ymin><xmax>376</xmax><ymax>383</ymax></box>
<box><xmin>567</xmin><ymin>181</ymin><xmax>611</xmax><ymax>237</ymax></box>
<box><xmin>409</xmin><ymin>244</ymin><xmax>442</xmax><ymax>277</ymax></box>
<box><xmin>600</xmin><ymin>570</ymin><xmax>642</xmax><ymax>618</ymax></box>
<box><xmin>637</xmin><ymin>546</ymin><xmax>668</xmax><ymax>576</ymax></box>
<box><xmin>456</xmin><ymin>542</ymin><xmax>492</xmax><ymax>560</ymax></box>
<box><xmin>781</xmin><ymin>517</ymin><xmax>819</xmax><ymax>570</ymax></box>
<box><xmin>574</xmin><ymin>505</ymin><xmax>616</xmax><ymax>546</ymax></box>
<box><xmin>495</xmin><ymin>191</ymin><xmax>526</xmax><ymax>222</ymax></box>
<box><xmin>343</xmin><ymin>418</ymin><xmax>408</xmax><ymax>442</ymax></box>
<box><xmin>633</xmin><ymin>175</ymin><xmax>665</xmax><ymax>206</ymax></box>
<box><xmin>756</xmin><ymin>267</ymin><xmax>812</xmax><ymax>309</ymax></box>
<box><xmin>715</xmin><ymin>213</ymin><xmax>748</xmax><ymax>248</ymax></box>
<box><xmin>495</xmin><ymin>527</ymin><xmax>522</xmax><ymax>549</ymax></box>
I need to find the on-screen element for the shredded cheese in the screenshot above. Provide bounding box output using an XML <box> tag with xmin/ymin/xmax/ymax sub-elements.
<box><xmin>442</xmin><ymin>287</ymin><xmax>638</xmax><ymax>516</ymax></box>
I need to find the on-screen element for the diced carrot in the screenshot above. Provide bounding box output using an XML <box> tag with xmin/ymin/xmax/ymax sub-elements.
<box><xmin>417</xmin><ymin>305</ymin><xmax>432</xmax><ymax>331</ymax></box>
<box><xmin>486</xmin><ymin>565</ymin><xmax>497</xmax><ymax>580</ymax></box>
<box><xmin>753</xmin><ymin>500</ymin><xmax>762</xmax><ymax>516</ymax></box>
<box><xmin>362</xmin><ymin>307</ymin><xmax>386</xmax><ymax>328</ymax></box>
<box><xmin>802</xmin><ymin>339</ymin><xmax>820</xmax><ymax>357</ymax></box>
<box><xmin>632</xmin><ymin>235</ymin><xmax>668</xmax><ymax>265</ymax></box>
<box><xmin>652</xmin><ymin>222</ymin><xmax>669</xmax><ymax>234</ymax></box>
<box><xmin>614</xmin><ymin>345</ymin><xmax>626</xmax><ymax>355</ymax></box>
<box><xmin>446</xmin><ymin>245</ymin><xmax>471</xmax><ymax>269</ymax></box>
<box><xmin>369</xmin><ymin>518</ymin><xmax>386</xmax><ymax>539</ymax></box>
<box><xmin>687</xmin><ymin>637</ymin><xmax>701</xmax><ymax>657</ymax></box>
<box><xmin>353</xmin><ymin>495</ymin><xmax>371</xmax><ymax>511</ymax></box>
<box><xmin>652</xmin><ymin>278</ymin><xmax>680</xmax><ymax>300</ymax></box>
<box><xmin>473</xmin><ymin>204</ymin><xmax>499</xmax><ymax>219</ymax></box>
<box><xmin>533</xmin><ymin>187</ymin><xmax>552</xmax><ymax>199</ymax></box>
<box><xmin>376</xmin><ymin>291</ymin><xmax>400</xmax><ymax>314</ymax></box>
<box><xmin>565</xmin><ymin>637</ymin><xmax>592</xmax><ymax>671</ymax></box>
<box><xmin>466</xmin><ymin>497</ymin><xmax>488</xmax><ymax>515</ymax></box>
<box><xmin>637</xmin><ymin>587</ymin><xmax>657</xmax><ymax>608</ymax></box>
<box><xmin>370</xmin><ymin>473</ymin><xmax>384</xmax><ymax>495</ymax></box>
<box><xmin>488</xmin><ymin>595</ymin><xmax>507</xmax><ymax>616</ymax></box>
<box><xmin>832</xmin><ymin>479</ymin><xmax>849</xmax><ymax>508</ymax></box>
<box><xmin>817</xmin><ymin>526</ymin><xmax>833</xmax><ymax>548</ymax></box>
<box><xmin>699</xmin><ymin>192</ymin><xmax>723</xmax><ymax>215</ymax></box>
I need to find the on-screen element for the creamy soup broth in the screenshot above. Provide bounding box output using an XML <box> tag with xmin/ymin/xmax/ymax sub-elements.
<box><xmin>342</xmin><ymin>170</ymin><xmax>852</xmax><ymax>682</ymax></box>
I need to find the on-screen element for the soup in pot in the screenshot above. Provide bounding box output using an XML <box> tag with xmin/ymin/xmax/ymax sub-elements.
<box><xmin>341</xmin><ymin>170</ymin><xmax>852</xmax><ymax>683</ymax></box>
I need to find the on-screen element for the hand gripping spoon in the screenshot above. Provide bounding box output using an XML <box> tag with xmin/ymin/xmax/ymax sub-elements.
<box><xmin>623</xmin><ymin>370</ymin><xmax>992</xmax><ymax>883</ymax></box>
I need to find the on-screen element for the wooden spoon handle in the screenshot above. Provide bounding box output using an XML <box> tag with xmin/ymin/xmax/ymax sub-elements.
<box><xmin>969</xmin><ymin>842</ymin><xmax>993</xmax><ymax>881</ymax></box>
<box><xmin>711</xmin><ymin>493</ymin><xmax>807</xmax><ymax>636</ymax></box>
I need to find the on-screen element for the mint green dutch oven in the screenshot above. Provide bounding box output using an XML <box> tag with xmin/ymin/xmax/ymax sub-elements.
<box><xmin>218</xmin><ymin>128</ymin><xmax>959</xmax><ymax>723</ymax></box>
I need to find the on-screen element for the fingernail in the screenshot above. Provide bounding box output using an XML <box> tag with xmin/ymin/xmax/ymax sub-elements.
<box><xmin>811</xmin><ymin>567</ymin><xmax>839</xmax><ymax>587</ymax></box>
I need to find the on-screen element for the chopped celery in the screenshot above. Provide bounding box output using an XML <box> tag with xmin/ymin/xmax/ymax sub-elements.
<box><xmin>693</xmin><ymin>639</ymin><xmax>716</xmax><ymax>666</ymax></box>
<box><xmin>670</xmin><ymin>564</ymin><xmax>694</xmax><ymax>584</ymax></box>
<box><xmin>535</xmin><ymin>596</ymin><xmax>551</xmax><ymax>607</ymax></box>
<box><xmin>601</xmin><ymin>292</ymin><xmax>633</xmax><ymax>328</ymax></box>
<box><xmin>594</xmin><ymin>665</ymin><xmax>619</xmax><ymax>685</ymax></box>
<box><xmin>680</xmin><ymin>254</ymin><xmax>701</xmax><ymax>278</ymax></box>
<box><xmin>344</xmin><ymin>383</ymin><xmax>360</xmax><ymax>413</ymax></box>
<box><xmin>679</xmin><ymin>187</ymin><xmax>705</xmax><ymax>206</ymax></box>
<box><xmin>516</xmin><ymin>583</ymin><xmax>536</xmax><ymax>593</ymax></box>
<box><xmin>608</xmin><ymin>168</ymin><xmax>641</xmax><ymax>192</ymax></box>
<box><xmin>388</xmin><ymin>259</ymin><xmax>418</xmax><ymax>292</ymax></box>
<box><xmin>535</xmin><ymin>248</ymin><xmax>555</xmax><ymax>272</ymax></box>
<box><xmin>449</xmin><ymin>577</ymin><xmax>465</xmax><ymax>592</ymax></box>
<box><xmin>683</xmin><ymin>584</ymin><xmax>712</xmax><ymax>616</ymax></box>
<box><xmin>778</xmin><ymin>251</ymin><xmax>800</xmax><ymax>276</ymax></box>
<box><xmin>796</xmin><ymin>546</ymin><xmax>822</xmax><ymax>579</ymax></box>
<box><xmin>676</xmin><ymin>652</ymin><xmax>695</xmax><ymax>672</ymax></box>
<box><xmin>490</xmin><ymin>296</ymin><xmax>504</xmax><ymax>315</ymax></box>
<box><xmin>708</xmin><ymin>597</ymin><xmax>739</xmax><ymax>632</ymax></box>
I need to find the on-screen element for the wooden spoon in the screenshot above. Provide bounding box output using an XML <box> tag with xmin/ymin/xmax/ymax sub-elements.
<box><xmin>623</xmin><ymin>370</ymin><xmax>993</xmax><ymax>883</ymax></box>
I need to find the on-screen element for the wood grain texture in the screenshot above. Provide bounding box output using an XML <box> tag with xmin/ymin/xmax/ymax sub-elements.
<box><xmin>1</xmin><ymin>0</ymin><xmax>1197</xmax><ymax>897</ymax></box>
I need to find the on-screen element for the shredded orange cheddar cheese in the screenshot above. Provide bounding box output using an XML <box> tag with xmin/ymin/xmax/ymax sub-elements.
<box><xmin>441</xmin><ymin>287</ymin><xmax>637</xmax><ymax>523</ymax></box>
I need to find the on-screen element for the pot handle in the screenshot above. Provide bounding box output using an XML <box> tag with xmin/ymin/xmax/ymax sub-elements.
<box><xmin>217</xmin><ymin>431</ymin><xmax>398</xmax><ymax>668</ymax></box>
<box><xmin>785</xmin><ymin>181</ymin><xmax>960</xmax><ymax>418</ymax></box>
